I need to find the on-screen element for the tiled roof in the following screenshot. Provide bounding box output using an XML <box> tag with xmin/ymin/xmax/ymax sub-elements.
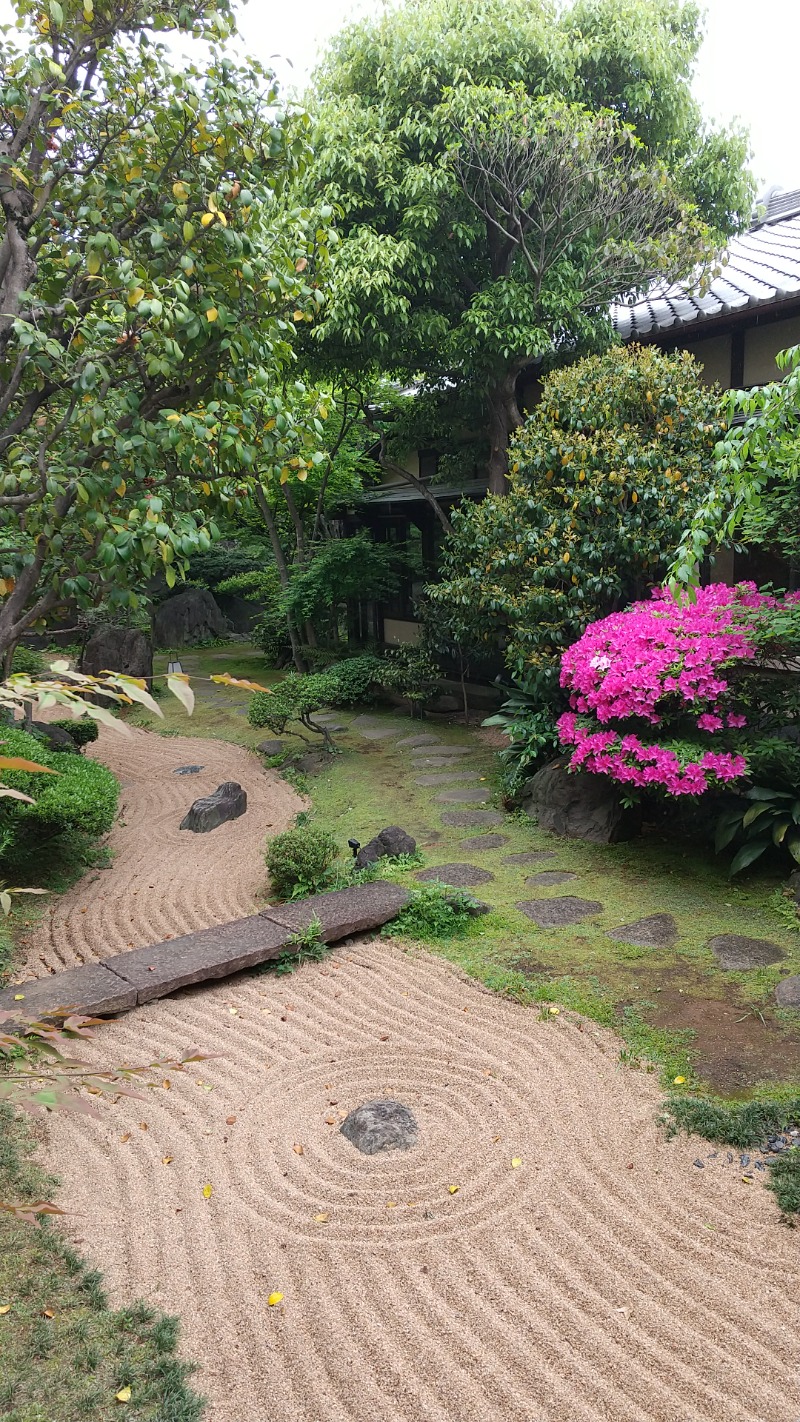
<box><xmin>611</xmin><ymin>188</ymin><xmax>800</xmax><ymax>340</ymax></box>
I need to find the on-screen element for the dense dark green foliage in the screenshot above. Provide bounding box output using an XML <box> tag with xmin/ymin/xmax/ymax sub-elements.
<box><xmin>383</xmin><ymin>882</ymin><xmax>478</xmax><ymax>940</ymax></box>
<box><xmin>47</xmin><ymin>718</ymin><xmax>100</xmax><ymax>750</ymax></box>
<box><xmin>265</xmin><ymin>824</ymin><xmax>340</xmax><ymax>899</ymax></box>
<box><xmin>0</xmin><ymin>726</ymin><xmax>118</xmax><ymax>868</ymax></box>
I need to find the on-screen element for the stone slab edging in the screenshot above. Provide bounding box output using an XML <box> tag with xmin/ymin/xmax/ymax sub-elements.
<box><xmin>0</xmin><ymin>882</ymin><xmax>410</xmax><ymax>1022</ymax></box>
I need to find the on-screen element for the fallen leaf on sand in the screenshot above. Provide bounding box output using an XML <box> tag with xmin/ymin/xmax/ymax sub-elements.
<box><xmin>386</xmin><ymin>1201</ymin><xmax>397</xmax><ymax>1208</ymax></box>
<box><xmin>226</xmin><ymin>1116</ymin><xmax>237</xmax><ymax>1126</ymax></box>
<box><xmin>511</xmin><ymin>1157</ymin><xmax>522</xmax><ymax>1169</ymax></box>
<box><xmin>267</xmin><ymin>1292</ymin><xmax>283</xmax><ymax>1306</ymax></box>
<box><xmin>314</xmin><ymin>1212</ymin><xmax>329</xmax><ymax>1223</ymax></box>
<box><xmin>115</xmin><ymin>1386</ymin><xmax>132</xmax><ymax>1403</ymax></box>
<box><xmin>120</xmin><ymin>1133</ymin><xmax>131</xmax><ymax>1143</ymax></box>
<box><xmin>448</xmin><ymin>1185</ymin><xmax>460</xmax><ymax>1195</ymax></box>
<box><xmin>202</xmin><ymin>1183</ymin><xmax>213</xmax><ymax>1199</ymax></box>
<box><xmin>228</xmin><ymin>1008</ymin><xmax>238</xmax><ymax>1016</ymax></box>
<box><xmin>161</xmin><ymin>1156</ymin><xmax>173</xmax><ymax>1165</ymax></box>
<box><xmin>162</xmin><ymin>1079</ymin><xmax>171</xmax><ymax>1090</ymax></box>
<box><xmin>292</xmin><ymin>1144</ymin><xmax>304</xmax><ymax>1156</ymax></box>
<box><xmin>492</xmin><ymin>1134</ymin><xmax>502</xmax><ymax>1143</ymax></box>
<box><xmin>138</xmin><ymin>1122</ymin><xmax>148</xmax><ymax>1132</ymax></box>
<box><xmin>0</xmin><ymin>1305</ymin><xmax>11</xmax><ymax>1315</ymax></box>
<box><xmin>324</xmin><ymin>1116</ymin><xmax>336</xmax><ymax>1125</ymax></box>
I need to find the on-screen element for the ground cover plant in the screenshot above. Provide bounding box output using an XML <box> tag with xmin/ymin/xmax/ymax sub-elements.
<box><xmin>265</xmin><ymin>824</ymin><xmax>340</xmax><ymax>899</ymax></box>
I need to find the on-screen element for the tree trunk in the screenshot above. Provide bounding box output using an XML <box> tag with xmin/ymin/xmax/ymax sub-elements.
<box><xmin>486</xmin><ymin>369</ymin><xmax>524</xmax><ymax>496</ymax></box>
<box><xmin>254</xmin><ymin>484</ymin><xmax>307</xmax><ymax>674</ymax></box>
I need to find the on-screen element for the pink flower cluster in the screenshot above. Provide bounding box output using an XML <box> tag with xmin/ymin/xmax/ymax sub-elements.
<box><xmin>557</xmin><ymin>714</ymin><xmax>747</xmax><ymax>796</ymax></box>
<box><xmin>559</xmin><ymin>582</ymin><xmax>772</xmax><ymax>729</ymax></box>
<box><xmin>554</xmin><ymin>583</ymin><xmax>798</xmax><ymax>796</ymax></box>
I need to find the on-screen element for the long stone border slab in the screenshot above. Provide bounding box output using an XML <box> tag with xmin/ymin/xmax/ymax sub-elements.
<box><xmin>0</xmin><ymin>882</ymin><xmax>410</xmax><ymax>1021</ymax></box>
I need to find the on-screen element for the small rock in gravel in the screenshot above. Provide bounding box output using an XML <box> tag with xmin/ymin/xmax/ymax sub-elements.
<box><xmin>173</xmin><ymin>765</ymin><xmax>204</xmax><ymax>775</ymax></box>
<box><xmin>740</xmin><ymin>1153</ymin><xmax>750</xmax><ymax>1168</ymax></box>
<box><xmin>693</xmin><ymin>1159</ymin><xmax>705</xmax><ymax>1169</ymax></box>
<box><xmin>340</xmin><ymin>1099</ymin><xmax>419</xmax><ymax>1155</ymax></box>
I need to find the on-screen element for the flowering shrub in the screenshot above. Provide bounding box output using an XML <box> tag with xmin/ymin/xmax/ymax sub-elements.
<box><xmin>557</xmin><ymin>583</ymin><xmax>800</xmax><ymax>797</ymax></box>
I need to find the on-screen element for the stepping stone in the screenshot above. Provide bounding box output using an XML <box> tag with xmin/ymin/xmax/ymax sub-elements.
<box><xmin>262</xmin><ymin>881</ymin><xmax>411</xmax><ymax>941</ymax></box>
<box><xmin>397</xmin><ymin>734</ymin><xmax>441</xmax><ymax>748</ymax></box>
<box><xmin>310</xmin><ymin>720</ymin><xmax>346</xmax><ymax>732</ymax></box>
<box><xmin>708</xmin><ymin>934</ymin><xmax>786</xmax><ymax>971</ymax></box>
<box><xmin>524</xmin><ymin>871</ymin><xmax>578</xmax><ymax>887</ymax></box>
<box><xmin>441</xmin><ymin>811</ymin><xmax>504</xmax><ymax>828</ymax></box>
<box><xmin>411</xmin><ymin>748</ymin><xmax>471</xmax><ymax>761</ymax></box>
<box><xmin>412</xmin><ymin>757</ymin><xmax>477</xmax><ymax>770</ymax></box>
<box><xmin>775</xmin><ymin>976</ymin><xmax>800</xmax><ymax>1008</ymax></box>
<box><xmin>435</xmin><ymin>787</ymin><xmax>490</xmax><ymax>803</ymax></box>
<box><xmin>257</xmin><ymin>740</ymin><xmax>284</xmax><ymax>756</ymax></box>
<box><xmin>340</xmin><ymin>1099</ymin><xmax>418</xmax><ymax>1155</ymax></box>
<box><xmin>608</xmin><ymin>913</ymin><xmax>679</xmax><ymax>949</ymax></box>
<box><xmin>516</xmin><ymin>897</ymin><xmax>603</xmax><ymax>927</ymax></box>
<box><xmin>416</xmin><ymin>863</ymin><xmax>495</xmax><ymax>887</ymax></box>
<box><xmin>414</xmin><ymin>771</ymin><xmax>482</xmax><ymax>786</ymax></box>
<box><xmin>313</xmin><ymin>713</ymin><xmax>345</xmax><ymax>724</ymax></box>
<box><xmin>503</xmin><ymin>852</ymin><xmax>556</xmax><ymax>865</ymax></box>
<box><xmin>459</xmin><ymin>834</ymin><xmax>509</xmax><ymax>851</ymax></box>
<box><xmin>173</xmin><ymin>764</ymin><xmax>204</xmax><ymax>775</ymax></box>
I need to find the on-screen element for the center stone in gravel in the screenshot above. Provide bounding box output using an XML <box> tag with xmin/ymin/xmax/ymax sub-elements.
<box><xmin>339</xmin><ymin>1099</ymin><xmax>419</xmax><ymax>1156</ymax></box>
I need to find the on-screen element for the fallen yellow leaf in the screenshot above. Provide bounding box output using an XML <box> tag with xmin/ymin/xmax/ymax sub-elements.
<box><xmin>13</xmin><ymin>993</ymin><xmax>24</xmax><ymax>1001</ymax></box>
<box><xmin>511</xmin><ymin>1157</ymin><xmax>522</xmax><ymax>1169</ymax></box>
<box><xmin>115</xmin><ymin>1386</ymin><xmax>132</xmax><ymax>1403</ymax></box>
<box><xmin>161</xmin><ymin>1156</ymin><xmax>173</xmax><ymax>1165</ymax></box>
<box><xmin>202</xmin><ymin>1183</ymin><xmax>213</xmax><ymax>1199</ymax></box>
<box><xmin>448</xmin><ymin>1185</ymin><xmax>460</xmax><ymax>1195</ymax></box>
<box><xmin>673</xmin><ymin>1076</ymin><xmax>686</xmax><ymax>1085</ymax></box>
<box><xmin>386</xmin><ymin>1201</ymin><xmax>397</xmax><ymax>1208</ymax></box>
<box><xmin>42</xmin><ymin>1309</ymin><xmax>55</xmax><ymax>1318</ymax></box>
<box><xmin>267</xmin><ymin>1292</ymin><xmax>283</xmax><ymax>1306</ymax></box>
<box><xmin>313</xmin><ymin>1212</ymin><xmax>329</xmax><ymax>1223</ymax></box>
<box><xmin>548</xmin><ymin>1006</ymin><xmax>560</xmax><ymax>1015</ymax></box>
<box><xmin>120</xmin><ymin>1133</ymin><xmax>131</xmax><ymax>1143</ymax></box>
<box><xmin>0</xmin><ymin>1304</ymin><xmax>11</xmax><ymax>1315</ymax></box>
<box><xmin>292</xmin><ymin>1143</ymin><xmax>304</xmax><ymax>1156</ymax></box>
<box><xmin>205</xmin><ymin>307</ymin><xmax>218</xmax><ymax>323</ymax></box>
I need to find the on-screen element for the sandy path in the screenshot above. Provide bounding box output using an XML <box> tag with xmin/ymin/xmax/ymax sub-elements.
<box><xmin>21</xmin><ymin>725</ymin><xmax>302</xmax><ymax>976</ymax></box>
<box><xmin>43</xmin><ymin>942</ymin><xmax>800</xmax><ymax>1422</ymax></box>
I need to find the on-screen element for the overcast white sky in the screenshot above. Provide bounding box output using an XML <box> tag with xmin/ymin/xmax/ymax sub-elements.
<box><xmin>2</xmin><ymin>0</ymin><xmax>798</xmax><ymax>193</ymax></box>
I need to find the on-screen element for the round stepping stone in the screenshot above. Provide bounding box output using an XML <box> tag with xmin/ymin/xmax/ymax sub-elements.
<box><xmin>414</xmin><ymin>771</ymin><xmax>482</xmax><ymax>786</ymax></box>
<box><xmin>412</xmin><ymin>757</ymin><xmax>476</xmax><ymax>770</ymax></box>
<box><xmin>441</xmin><ymin>810</ymin><xmax>504</xmax><ymax>828</ymax></box>
<box><xmin>524</xmin><ymin>871</ymin><xmax>578</xmax><ymax>887</ymax></box>
<box><xmin>459</xmin><ymin>834</ymin><xmax>509</xmax><ymax>851</ymax></box>
<box><xmin>775</xmin><ymin>976</ymin><xmax>800</xmax><ymax>1008</ymax></box>
<box><xmin>608</xmin><ymin>913</ymin><xmax>678</xmax><ymax>949</ymax></box>
<box><xmin>312</xmin><ymin>712</ymin><xmax>343</xmax><ymax>724</ymax></box>
<box><xmin>397</xmin><ymin>734</ymin><xmax>441</xmax><ymax>748</ymax></box>
<box><xmin>359</xmin><ymin>725</ymin><xmax>396</xmax><ymax>740</ymax></box>
<box><xmin>412</xmin><ymin>747</ymin><xmax>472</xmax><ymax>759</ymax></box>
<box><xmin>708</xmin><ymin>934</ymin><xmax>785</xmax><ymax>970</ymax></box>
<box><xmin>416</xmin><ymin>863</ymin><xmax>495</xmax><ymax>887</ymax></box>
<box><xmin>516</xmin><ymin>897</ymin><xmax>603</xmax><ymax>927</ymax></box>
<box><xmin>173</xmin><ymin>764</ymin><xmax>204</xmax><ymax>775</ymax></box>
<box><xmin>502</xmin><ymin>851</ymin><xmax>556</xmax><ymax>865</ymax></box>
<box><xmin>340</xmin><ymin>1099</ymin><xmax>419</xmax><ymax>1155</ymax></box>
<box><xmin>311</xmin><ymin>720</ymin><xmax>346</xmax><ymax>732</ymax></box>
<box><xmin>435</xmin><ymin>788</ymin><xmax>490</xmax><ymax>803</ymax></box>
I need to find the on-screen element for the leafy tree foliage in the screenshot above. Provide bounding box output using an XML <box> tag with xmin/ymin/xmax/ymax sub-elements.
<box><xmin>670</xmin><ymin>344</ymin><xmax>800</xmax><ymax>586</ymax></box>
<box><xmin>0</xmin><ymin>0</ymin><xmax>332</xmax><ymax>659</ymax></box>
<box><xmin>312</xmin><ymin>0</ymin><xmax>752</xmax><ymax>494</ymax></box>
<box><xmin>431</xmin><ymin>344</ymin><xmax>726</xmax><ymax>704</ymax></box>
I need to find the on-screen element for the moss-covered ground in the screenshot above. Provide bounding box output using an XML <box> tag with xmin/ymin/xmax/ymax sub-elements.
<box><xmin>128</xmin><ymin>643</ymin><xmax>800</xmax><ymax>1099</ymax></box>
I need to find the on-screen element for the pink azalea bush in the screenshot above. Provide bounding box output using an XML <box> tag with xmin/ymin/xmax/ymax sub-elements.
<box><xmin>557</xmin><ymin>583</ymin><xmax>800</xmax><ymax>796</ymax></box>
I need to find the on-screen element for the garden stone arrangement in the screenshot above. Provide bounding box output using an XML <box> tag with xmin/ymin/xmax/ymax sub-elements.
<box><xmin>179</xmin><ymin>780</ymin><xmax>248</xmax><ymax>832</ymax></box>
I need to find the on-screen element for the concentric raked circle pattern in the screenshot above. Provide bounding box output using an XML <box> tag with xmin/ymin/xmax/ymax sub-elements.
<box><xmin>45</xmin><ymin>942</ymin><xmax>800</xmax><ymax>1422</ymax></box>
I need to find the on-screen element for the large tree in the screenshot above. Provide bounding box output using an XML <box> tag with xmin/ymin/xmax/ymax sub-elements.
<box><xmin>311</xmin><ymin>0</ymin><xmax>753</xmax><ymax>495</ymax></box>
<box><xmin>0</xmin><ymin>0</ymin><xmax>331</xmax><ymax>662</ymax></box>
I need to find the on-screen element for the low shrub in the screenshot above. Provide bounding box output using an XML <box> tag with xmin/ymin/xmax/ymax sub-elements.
<box><xmin>328</xmin><ymin>654</ymin><xmax>384</xmax><ymax>707</ymax></box>
<box><xmin>9</xmin><ymin>645</ymin><xmax>46</xmax><ymax>677</ymax></box>
<box><xmin>265</xmin><ymin>824</ymin><xmax>340</xmax><ymax>900</ymax></box>
<box><xmin>250</xmin><ymin>672</ymin><xmax>342</xmax><ymax>751</ymax></box>
<box><xmin>48</xmin><ymin>718</ymin><xmax>100</xmax><ymax>750</ymax></box>
<box><xmin>383</xmin><ymin>882</ymin><xmax>477</xmax><ymax>940</ymax></box>
<box><xmin>0</xmin><ymin>726</ymin><xmax>119</xmax><ymax>869</ymax></box>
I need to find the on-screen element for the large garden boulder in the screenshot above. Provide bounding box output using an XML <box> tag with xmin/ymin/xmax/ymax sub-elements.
<box><xmin>179</xmin><ymin>781</ymin><xmax>247</xmax><ymax>832</ymax></box>
<box><xmin>80</xmin><ymin>625</ymin><xmax>153</xmax><ymax>682</ymax></box>
<box><xmin>153</xmin><ymin>588</ymin><xmax>230</xmax><ymax>649</ymax></box>
<box><xmin>354</xmin><ymin>825</ymin><xmax>416</xmax><ymax>870</ymax></box>
<box><xmin>520</xmin><ymin>760</ymin><xmax>642</xmax><ymax>845</ymax></box>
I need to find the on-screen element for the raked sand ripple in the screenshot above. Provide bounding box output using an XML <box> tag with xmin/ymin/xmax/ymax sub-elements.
<box><xmin>43</xmin><ymin>943</ymin><xmax>800</xmax><ymax>1422</ymax></box>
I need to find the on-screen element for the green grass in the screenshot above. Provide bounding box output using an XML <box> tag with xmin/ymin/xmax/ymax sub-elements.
<box><xmin>0</xmin><ymin>1105</ymin><xmax>205</xmax><ymax>1421</ymax></box>
<box><xmin>659</xmin><ymin>1090</ymin><xmax>800</xmax><ymax>1214</ymax></box>
<box><xmin>126</xmin><ymin>644</ymin><xmax>800</xmax><ymax>1098</ymax></box>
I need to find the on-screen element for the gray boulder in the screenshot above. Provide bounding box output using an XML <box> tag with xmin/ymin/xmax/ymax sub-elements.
<box><xmin>180</xmin><ymin>781</ymin><xmax>247</xmax><ymax>833</ymax></box>
<box><xmin>153</xmin><ymin>588</ymin><xmax>230</xmax><ymax>649</ymax></box>
<box><xmin>80</xmin><ymin>625</ymin><xmax>153</xmax><ymax>682</ymax></box>
<box><xmin>520</xmin><ymin>760</ymin><xmax>642</xmax><ymax>845</ymax></box>
<box><xmin>354</xmin><ymin>825</ymin><xmax>417</xmax><ymax>870</ymax></box>
<box><xmin>31</xmin><ymin>721</ymin><xmax>77</xmax><ymax>752</ymax></box>
<box><xmin>340</xmin><ymin>1099</ymin><xmax>419</xmax><ymax>1155</ymax></box>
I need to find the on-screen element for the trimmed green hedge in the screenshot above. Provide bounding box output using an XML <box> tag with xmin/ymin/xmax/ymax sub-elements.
<box><xmin>0</xmin><ymin>725</ymin><xmax>119</xmax><ymax>867</ymax></box>
<box><xmin>49</xmin><ymin>718</ymin><xmax>100</xmax><ymax>749</ymax></box>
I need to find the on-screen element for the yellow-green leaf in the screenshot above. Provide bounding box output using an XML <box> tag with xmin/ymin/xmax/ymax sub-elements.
<box><xmin>183</xmin><ymin>221</ymin><xmax>195</xmax><ymax>243</ymax></box>
<box><xmin>115</xmin><ymin>1386</ymin><xmax>132</xmax><ymax>1403</ymax></box>
<box><xmin>167</xmin><ymin>674</ymin><xmax>195</xmax><ymax>716</ymax></box>
<box><xmin>205</xmin><ymin>307</ymin><xmax>218</xmax><ymax>323</ymax></box>
<box><xmin>267</xmin><ymin>1291</ymin><xmax>283</xmax><ymax>1306</ymax></box>
<box><xmin>210</xmin><ymin>674</ymin><xmax>271</xmax><ymax>693</ymax></box>
<box><xmin>86</xmin><ymin>249</ymin><xmax>101</xmax><ymax>275</ymax></box>
<box><xmin>127</xmin><ymin>287</ymin><xmax>145</xmax><ymax>307</ymax></box>
<box><xmin>202</xmin><ymin>1183</ymin><xmax>212</xmax><ymax>1199</ymax></box>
